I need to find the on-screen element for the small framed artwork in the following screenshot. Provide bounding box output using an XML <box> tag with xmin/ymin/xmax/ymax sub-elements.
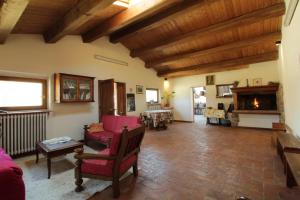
<box><xmin>127</xmin><ymin>93</ymin><xmax>136</xmax><ymax>112</ymax></box>
<box><xmin>136</xmin><ymin>85</ymin><xmax>143</xmax><ymax>94</ymax></box>
<box><xmin>253</xmin><ymin>78</ymin><xmax>262</xmax><ymax>86</ymax></box>
<box><xmin>206</xmin><ymin>75</ymin><xmax>215</xmax><ymax>85</ymax></box>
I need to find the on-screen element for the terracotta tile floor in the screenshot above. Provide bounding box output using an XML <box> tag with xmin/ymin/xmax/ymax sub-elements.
<box><xmin>90</xmin><ymin>122</ymin><xmax>300</xmax><ymax>200</ymax></box>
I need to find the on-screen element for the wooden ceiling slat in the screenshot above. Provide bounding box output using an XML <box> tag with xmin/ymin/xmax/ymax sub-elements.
<box><xmin>146</xmin><ymin>31</ymin><xmax>281</xmax><ymax>68</ymax></box>
<box><xmin>43</xmin><ymin>0</ymin><xmax>116</xmax><ymax>43</ymax></box>
<box><xmin>109</xmin><ymin>0</ymin><xmax>219</xmax><ymax>43</ymax></box>
<box><xmin>0</xmin><ymin>0</ymin><xmax>29</xmax><ymax>44</ymax></box>
<box><xmin>82</xmin><ymin>0</ymin><xmax>182</xmax><ymax>43</ymax></box>
<box><xmin>131</xmin><ymin>2</ymin><xmax>285</xmax><ymax>58</ymax></box>
<box><xmin>158</xmin><ymin>51</ymin><xmax>278</xmax><ymax>77</ymax></box>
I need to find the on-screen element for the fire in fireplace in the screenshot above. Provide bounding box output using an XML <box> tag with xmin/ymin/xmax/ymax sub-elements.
<box><xmin>237</xmin><ymin>94</ymin><xmax>277</xmax><ymax>110</ymax></box>
<box><xmin>253</xmin><ymin>98</ymin><xmax>259</xmax><ymax>109</ymax></box>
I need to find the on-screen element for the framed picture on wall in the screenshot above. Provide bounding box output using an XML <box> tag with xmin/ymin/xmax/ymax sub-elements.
<box><xmin>127</xmin><ymin>93</ymin><xmax>136</xmax><ymax>112</ymax></box>
<box><xmin>253</xmin><ymin>78</ymin><xmax>262</xmax><ymax>86</ymax></box>
<box><xmin>216</xmin><ymin>84</ymin><xmax>234</xmax><ymax>98</ymax></box>
<box><xmin>206</xmin><ymin>75</ymin><xmax>215</xmax><ymax>85</ymax></box>
<box><xmin>136</xmin><ymin>85</ymin><xmax>143</xmax><ymax>94</ymax></box>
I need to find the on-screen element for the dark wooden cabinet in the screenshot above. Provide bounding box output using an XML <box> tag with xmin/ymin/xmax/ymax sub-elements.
<box><xmin>54</xmin><ymin>73</ymin><xmax>95</xmax><ymax>103</ymax></box>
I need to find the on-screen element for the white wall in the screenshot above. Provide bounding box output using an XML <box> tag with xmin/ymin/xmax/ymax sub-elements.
<box><xmin>169</xmin><ymin>61</ymin><xmax>280</xmax><ymax>121</ymax></box>
<box><xmin>278</xmin><ymin>0</ymin><xmax>300</xmax><ymax>137</ymax></box>
<box><xmin>0</xmin><ymin>35</ymin><xmax>163</xmax><ymax>140</ymax></box>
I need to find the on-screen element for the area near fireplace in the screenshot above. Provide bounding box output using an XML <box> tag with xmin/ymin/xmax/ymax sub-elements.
<box><xmin>231</xmin><ymin>84</ymin><xmax>281</xmax><ymax>128</ymax></box>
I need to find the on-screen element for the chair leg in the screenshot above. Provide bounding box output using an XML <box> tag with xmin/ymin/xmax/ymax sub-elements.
<box><xmin>75</xmin><ymin>168</ymin><xmax>84</xmax><ymax>192</ymax></box>
<box><xmin>133</xmin><ymin>162</ymin><xmax>138</xmax><ymax>177</ymax></box>
<box><xmin>112</xmin><ymin>177</ymin><xmax>120</xmax><ymax>198</ymax></box>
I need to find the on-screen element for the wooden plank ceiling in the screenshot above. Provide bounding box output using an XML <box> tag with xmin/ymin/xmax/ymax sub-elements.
<box><xmin>0</xmin><ymin>0</ymin><xmax>285</xmax><ymax>78</ymax></box>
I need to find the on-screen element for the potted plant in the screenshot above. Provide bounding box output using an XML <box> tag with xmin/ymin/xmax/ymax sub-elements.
<box><xmin>161</xmin><ymin>91</ymin><xmax>175</xmax><ymax>107</ymax></box>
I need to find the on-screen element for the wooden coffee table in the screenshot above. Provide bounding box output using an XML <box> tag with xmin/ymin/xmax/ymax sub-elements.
<box><xmin>36</xmin><ymin>139</ymin><xmax>83</xmax><ymax>179</ymax></box>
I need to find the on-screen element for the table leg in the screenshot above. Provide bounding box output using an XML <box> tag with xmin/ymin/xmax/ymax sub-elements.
<box><xmin>35</xmin><ymin>146</ymin><xmax>39</xmax><ymax>164</ymax></box>
<box><xmin>47</xmin><ymin>158</ymin><xmax>51</xmax><ymax>179</ymax></box>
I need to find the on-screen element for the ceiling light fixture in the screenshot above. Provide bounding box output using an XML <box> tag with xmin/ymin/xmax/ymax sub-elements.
<box><xmin>113</xmin><ymin>0</ymin><xmax>129</xmax><ymax>8</ymax></box>
<box><xmin>275</xmin><ymin>41</ymin><xmax>281</xmax><ymax>46</ymax></box>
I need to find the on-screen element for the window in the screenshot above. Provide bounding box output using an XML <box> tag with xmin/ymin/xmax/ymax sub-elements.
<box><xmin>0</xmin><ymin>76</ymin><xmax>47</xmax><ymax>111</ymax></box>
<box><xmin>146</xmin><ymin>88</ymin><xmax>159</xmax><ymax>103</ymax></box>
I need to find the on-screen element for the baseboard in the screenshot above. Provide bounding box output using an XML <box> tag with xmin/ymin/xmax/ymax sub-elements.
<box><xmin>234</xmin><ymin>126</ymin><xmax>273</xmax><ymax>131</ymax></box>
<box><xmin>173</xmin><ymin>120</ymin><xmax>194</xmax><ymax>123</ymax></box>
<box><xmin>11</xmin><ymin>151</ymin><xmax>36</xmax><ymax>159</ymax></box>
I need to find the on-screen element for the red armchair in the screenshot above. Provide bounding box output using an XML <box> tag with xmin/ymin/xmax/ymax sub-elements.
<box><xmin>84</xmin><ymin>115</ymin><xmax>141</xmax><ymax>147</ymax></box>
<box><xmin>74</xmin><ymin>125</ymin><xmax>145</xmax><ymax>198</ymax></box>
<box><xmin>0</xmin><ymin>148</ymin><xmax>25</xmax><ymax>200</ymax></box>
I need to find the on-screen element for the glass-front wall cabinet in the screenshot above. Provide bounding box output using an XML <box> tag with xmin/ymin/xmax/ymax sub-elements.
<box><xmin>54</xmin><ymin>73</ymin><xmax>94</xmax><ymax>103</ymax></box>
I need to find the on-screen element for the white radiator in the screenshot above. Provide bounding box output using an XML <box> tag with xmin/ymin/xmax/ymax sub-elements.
<box><xmin>0</xmin><ymin>111</ymin><xmax>48</xmax><ymax>156</ymax></box>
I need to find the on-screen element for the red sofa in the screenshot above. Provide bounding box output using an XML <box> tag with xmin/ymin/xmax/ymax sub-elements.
<box><xmin>84</xmin><ymin>115</ymin><xmax>141</xmax><ymax>147</ymax></box>
<box><xmin>0</xmin><ymin>148</ymin><xmax>25</xmax><ymax>200</ymax></box>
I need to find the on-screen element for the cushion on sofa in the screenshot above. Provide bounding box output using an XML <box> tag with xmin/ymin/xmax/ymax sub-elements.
<box><xmin>102</xmin><ymin>115</ymin><xmax>119</xmax><ymax>133</ymax></box>
<box><xmin>0</xmin><ymin>148</ymin><xmax>12</xmax><ymax>161</ymax></box>
<box><xmin>116</xmin><ymin>115</ymin><xmax>141</xmax><ymax>131</ymax></box>
<box><xmin>102</xmin><ymin>115</ymin><xmax>140</xmax><ymax>133</ymax></box>
<box><xmin>81</xmin><ymin>148</ymin><xmax>137</xmax><ymax>177</ymax></box>
<box><xmin>89</xmin><ymin>123</ymin><xmax>104</xmax><ymax>133</ymax></box>
<box><xmin>0</xmin><ymin>149</ymin><xmax>25</xmax><ymax>200</ymax></box>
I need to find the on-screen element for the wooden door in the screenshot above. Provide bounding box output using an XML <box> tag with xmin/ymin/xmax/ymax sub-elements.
<box><xmin>98</xmin><ymin>79</ymin><xmax>114</xmax><ymax>121</ymax></box>
<box><xmin>116</xmin><ymin>82</ymin><xmax>126</xmax><ymax>115</ymax></box>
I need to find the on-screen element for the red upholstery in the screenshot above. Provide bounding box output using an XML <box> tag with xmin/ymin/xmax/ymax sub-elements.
<box><xmin>102</xmin><ymin>115</ymin><xmax>141</xmax><ymax>133</ymax></box>
<box><xmin>81</xmin><ymin>148</ymin><xmax>137</xmax><ymax>177</ymax></box>
<box><xmin>85</xmin><ymin>115</ymin><xmax>141</xmax><ymax>147</ymax></box>
<box><xmin>86</xmin><ymin>131</ymin><xmax>114</xmax><ymax>144</ymax></box>
<box><xmin>0</xmin><ymin>148</ymin><xmax>25</xmax><ymax>200</ymax></box>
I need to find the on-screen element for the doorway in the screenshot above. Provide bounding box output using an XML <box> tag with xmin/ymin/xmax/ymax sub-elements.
<box><xmin>98</xmin><ymin>79</ymin><xmax>126</xmax><ymax>121</ymax></box>
<box><xmin>193</xmin><ymin>87</ymin><xmax>206</xmax><ymax>124</ymax></box>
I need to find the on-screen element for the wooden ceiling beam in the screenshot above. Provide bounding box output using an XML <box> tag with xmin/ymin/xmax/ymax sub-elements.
<box><xmin>158</xmin><ymin>51</ymin><xmax>279</xmax><ymax>77</ymax></box>
<box><xmin>132</xmin><ymin>2</ymin><xmax>285</xmax><ymax>58</ymax></box>
<box><xmin>109</xmin><ymin>0</ymin><xmax>218</xmax><ymax>43</ymax></box>
<box><xmin>162</xmin><ymin>65</ymin><xmax>250</xmax><ymax>78</ymax></box>
<box><xmin>0</xmin><ymin>0</ymin><xmax>29</xmax><ymax>44</ymax></box>
<box><xmin>44</xmin><ymin>0</ymin><xmax>116</xmax><ymax>43</ymax></box>
<box><xmin>82</xmin><ymin>0</ymin><xmax>182</xmax><ymax>43</ymax></box>
<box><xmin>147</xmin><ymin>31</ymin><xmax>282</xmax><ymax>68</ymax></box>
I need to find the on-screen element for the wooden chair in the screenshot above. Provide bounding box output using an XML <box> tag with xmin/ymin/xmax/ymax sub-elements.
<box><xmin>74</xmin><ymin>125</ymin><xmax>145</xmax><ymax>198</ymax></box>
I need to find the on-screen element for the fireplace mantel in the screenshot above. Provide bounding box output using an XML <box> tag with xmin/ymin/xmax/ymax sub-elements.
<box><xmin>231</xmin><ymin>85</ymin><xmax>279</xmax><ymax>93</ymax></box>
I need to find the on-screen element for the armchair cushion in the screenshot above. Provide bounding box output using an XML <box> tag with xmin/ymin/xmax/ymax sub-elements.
<box><xmin>81</xmin><ymin>148</ymin><xmax>137</xmax><ymax>177</ymax></box>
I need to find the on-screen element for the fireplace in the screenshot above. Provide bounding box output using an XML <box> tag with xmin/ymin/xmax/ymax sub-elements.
<box><xmin>230</xmin><ymin>84</ymin><xmax>281</xmax><ymax>129</ymax></box>
<box><xmin>231</xmin><ymin>85</ymin><xmax>280</xmax><ymax>114</ymax></box>
<box><xmin>237</xmin><ymin>94</ymin><xmax>277</xmax><ymax>111</ymax></box>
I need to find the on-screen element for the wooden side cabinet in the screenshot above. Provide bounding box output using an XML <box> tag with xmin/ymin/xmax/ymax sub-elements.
<box><xmin>54</xmin><ymin>73</ymin><xmax>95</xmax><ymax>103</ymax></box>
